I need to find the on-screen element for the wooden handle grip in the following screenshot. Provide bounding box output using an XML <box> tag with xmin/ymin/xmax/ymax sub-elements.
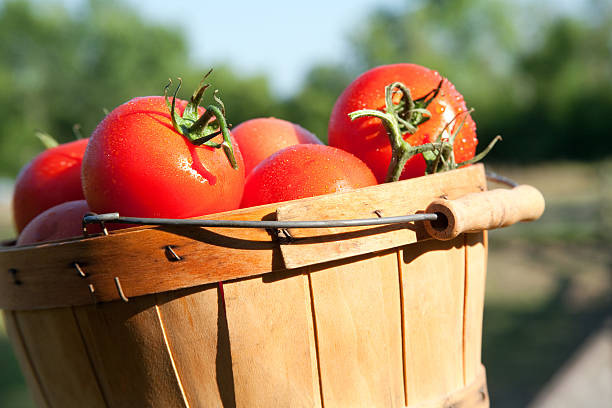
<box><xmin>424</xmin><ymin>185</ymin><xmax>545</xmax><ymax>240</ymax></box>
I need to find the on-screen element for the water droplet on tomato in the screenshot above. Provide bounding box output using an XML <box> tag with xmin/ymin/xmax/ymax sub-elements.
<box><xmin>435</xmin><ymin>105</ymin><xmax>446</xmax><ymax>114</ymax></box>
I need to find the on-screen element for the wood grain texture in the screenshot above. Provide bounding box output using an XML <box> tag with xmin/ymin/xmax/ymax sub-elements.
<box><xmin>73</xmin><ymin>295</ymin><xmax>189</xmax><ymax>408</ymax></box>
<box><xmin>2</xmin><ymin>311</ymin><xmax>50</xmax><ymax>408</ymax></box>
<box><xmin>13</xmin><ymin>307</ymin><xmax>107</xmax><ymax>408</ymax></box>
<box><xmin>155</xmin><ymin>284</ymin><xmax>234</xmax><ymax>407</ymax></box>
<box><xmin>278</xmin><ymin>165</ymin><xmax>486</xmax><ymax>269</ymax></box>
<box><xmin>400</xmin><ymin>237</ymin><xmax>466</xmax><ymax>405</ymax></box>
<box><xmin>380</xmin><ymin>252</ymin><xmax>408</xmax><ymax>407</ymax></box>
<box><xmin>223</xmin><ymin>270</ymin><xmax>322</xmax><ymax>407</ymax></box>
<box><xmin>463</xmin><ymin>232</ymin><xmax>487</xmax><ymax>385</ymax></box>
<box><xmin>307</xmin><ymin>252</ymin><xmax>404</xmax><ymax>407</ymax></box>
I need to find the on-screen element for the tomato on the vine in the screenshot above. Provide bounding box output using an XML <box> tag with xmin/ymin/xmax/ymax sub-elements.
<box><xmin>12</xmin><ymin>138</ymin><xmax>88</xmax><ymax>233</ymax></box>
<box><xmin>82</xmin><ymin>77</ymin><xmax>245</xmax><ymax>219</ymax></box>
<box><xmin>232</xmin><ymin>117</ymin><xmax>322</xmax><ymax>175</ymax></box>
<box><xmin>328</xmin><ymin>63</ymin><xmax>478</xmax><ymax>183</ymax></box>
<box><xmin>241</xmin><ymin>144</ymin><xmax>377</xmax><ymax>208</ymax></box>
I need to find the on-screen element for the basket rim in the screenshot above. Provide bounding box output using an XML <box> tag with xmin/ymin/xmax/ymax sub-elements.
<box><xmin>0</xmin><ymin>165</ymin><xmax>487</xmax><ymax>310</ymax></box>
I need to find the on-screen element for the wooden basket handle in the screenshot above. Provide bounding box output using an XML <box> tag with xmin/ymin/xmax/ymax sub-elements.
<box><xmin>424</xmin><ymin>184</ymin><xmax>545</xmax><ymax>240</ymax></box>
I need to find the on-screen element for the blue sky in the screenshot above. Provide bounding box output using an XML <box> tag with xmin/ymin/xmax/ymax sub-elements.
<box><xmin>82</xmin><ymin>0</ymin><xmax>405</xmax><ymax>95</ymax></box>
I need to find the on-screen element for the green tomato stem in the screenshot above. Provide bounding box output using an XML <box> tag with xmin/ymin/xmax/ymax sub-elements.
<box><xmin>164</xmin><ymin>73</ymin><xmax>239</xmax><ymax>171</ymax></box>
<box><xmin>203</xmin><ymin>105</ymin><xmax>238</xmax><ymax>169</ymax></box>
<box><xmin>349</xmin><ymin>108</ymin><xmax>440</xmax><ymax>182</ymax></box>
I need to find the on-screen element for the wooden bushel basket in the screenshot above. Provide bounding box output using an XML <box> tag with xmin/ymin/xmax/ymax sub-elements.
<box><xmin>0</xmin><ymin>164</ymin><xmax>544</xmax><ymax>408</ymax></box>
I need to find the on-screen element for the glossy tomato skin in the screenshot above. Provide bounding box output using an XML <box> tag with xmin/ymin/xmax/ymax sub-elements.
<box><xmin>12</xmin><ymin>138</ymin><xmax>88</xmax><ymax>233</ymax></box>
<box><xmin>17</xmin><ymin>200</ymin><xmax>103</xmax><ymax>245</ymax></box>
<box><xmin>82</xmin><ymin>96</ymin><xmax>245</xmax><ymax>218</ymax></box>
<box><xmin>241</xmin><ymin>144</ymin><xmax>377</xmax><ymax>208</ymax></box>
<box><xmin>328</xmin><ymin>64</ymin><xmax>477</xmax><ymax>183</ymax></box>
<box><xmin>232</xmin><ymin>117</ymin><xmax>322</xmax><ymax>176</ymax></box>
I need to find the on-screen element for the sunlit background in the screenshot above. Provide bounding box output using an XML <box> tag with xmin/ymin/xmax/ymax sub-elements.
<box><xmin>0</xmin><ymin>0</ymin><xmax>610</xmax><ymax>406</ymax></box>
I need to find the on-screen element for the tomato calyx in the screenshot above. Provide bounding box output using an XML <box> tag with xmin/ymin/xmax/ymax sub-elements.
<box><xmin>349</xmin><ymin>81</ymin><xmax>441</xmax><ymax>182</ymax></box>
<box><xmin>349</xmin><ymin>81</ymin><xmax>500</xmax><ymax>182</ymax></box>
<box><xmin>387</xmin><ymin>80</ymin><xmax>442</xmax><ymax>134</ymax></box>
<box><xmin>164</xmin><ymin>71</ymin><xmax>239</xmax><ymax>170</ymax></box>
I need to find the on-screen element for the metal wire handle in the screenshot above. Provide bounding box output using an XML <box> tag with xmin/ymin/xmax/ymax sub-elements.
<box><xmin>82</xmin><ymin>171</ymin><xmax>513</xmax><ymax>233</ymax></box>
<box><xmin>82</xmin><ymin>212</ymin><xmax>439</xmax><ymax>230</ymax></box>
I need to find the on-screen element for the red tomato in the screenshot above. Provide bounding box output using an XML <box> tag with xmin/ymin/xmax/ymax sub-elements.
<box><xmin>328</xmin><ymin>64</ymin><xmax>477</xmax><ymax>183</ymax></box>
<box><xmin>232</xmin><ymin>117</ymin><xmax>322</xmax><ymax>175</ymax></box>
<box><xmin>82</xmin><ymin>95</ymin><xmax>245</xmax><ymax>218</ymax></box>
<box><xmin>17</xmin><ymin>200</ymin><xmax>103</xmax><ymax>245</ymax></box>
<box><xmin>241</xmin><ymin>144</ymin><xmax>377</xmax><ymax>208</ymax></box>
<box><xmin>12</xmin><ymin>138</ymin><xmax>88</xmax><ymax>233</ymax></box>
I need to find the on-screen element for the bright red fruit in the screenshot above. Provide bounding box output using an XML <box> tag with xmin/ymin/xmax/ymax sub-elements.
<box><xmin>12</xmin><ymin>138</ymin><xmax>88</xmax><ymax>233</ymax></box>
<box><xmin>328</xmin><ymin>63</ymin><xmax>477</xmax><ymax>183</ymax></box>
<box><xmin>82</xmin><ymin>82</ymin><xmax>245</xmax><ymax>219</ymax></box>
<box><xmin>17</xmin><ymin>200</ymin><xmax>103</xmax><ymax>245</ymax></box>
<box><xmin>232</xmin><ymin>117</ymin><xmax>322</xmax><ymax>175</ymax></box>
<box><xmin>241</xmin><ymin>144</ymin><xmax>377</xmax><ymax>208</ymax></box>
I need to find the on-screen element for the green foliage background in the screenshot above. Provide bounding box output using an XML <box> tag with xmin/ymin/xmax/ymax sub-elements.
<box><xmin>0</xmin><ymin>0</ymin><xmax>282</xmax><ymax>177</ymax></box>
<box><xmin>1</xmin><ymin>0</ymin><xmax>611</xmax><ymax>178</ymax></box>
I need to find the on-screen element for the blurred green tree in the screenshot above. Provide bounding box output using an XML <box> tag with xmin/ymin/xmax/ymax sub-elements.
<box><xmin>0</xmin><ymin>0</ymin><xmax>278</xmax><ymax>177</ymax></box>
<box><xmin>1</xmin><ymin>0</ymin><xmax>610</xmax><ymax>177</ymax></box>
<box><xmin>286</xmin><ymin>0</ymin><xmax>527</xmax><ymax>145</ymax></box>
<box><xmin>513</xmin><ymin>7</ymin><xmax>612</xmax><ymax>160</ymax></box>
<box><xmin>289</xmin><ymin>0</ymin><xmax>612</xmax><ymax>160</ymax></box>
<box><xmin>280</xmin><ymin>65</ymin><xmax>354</xmax><ymax>141</ymax></box>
